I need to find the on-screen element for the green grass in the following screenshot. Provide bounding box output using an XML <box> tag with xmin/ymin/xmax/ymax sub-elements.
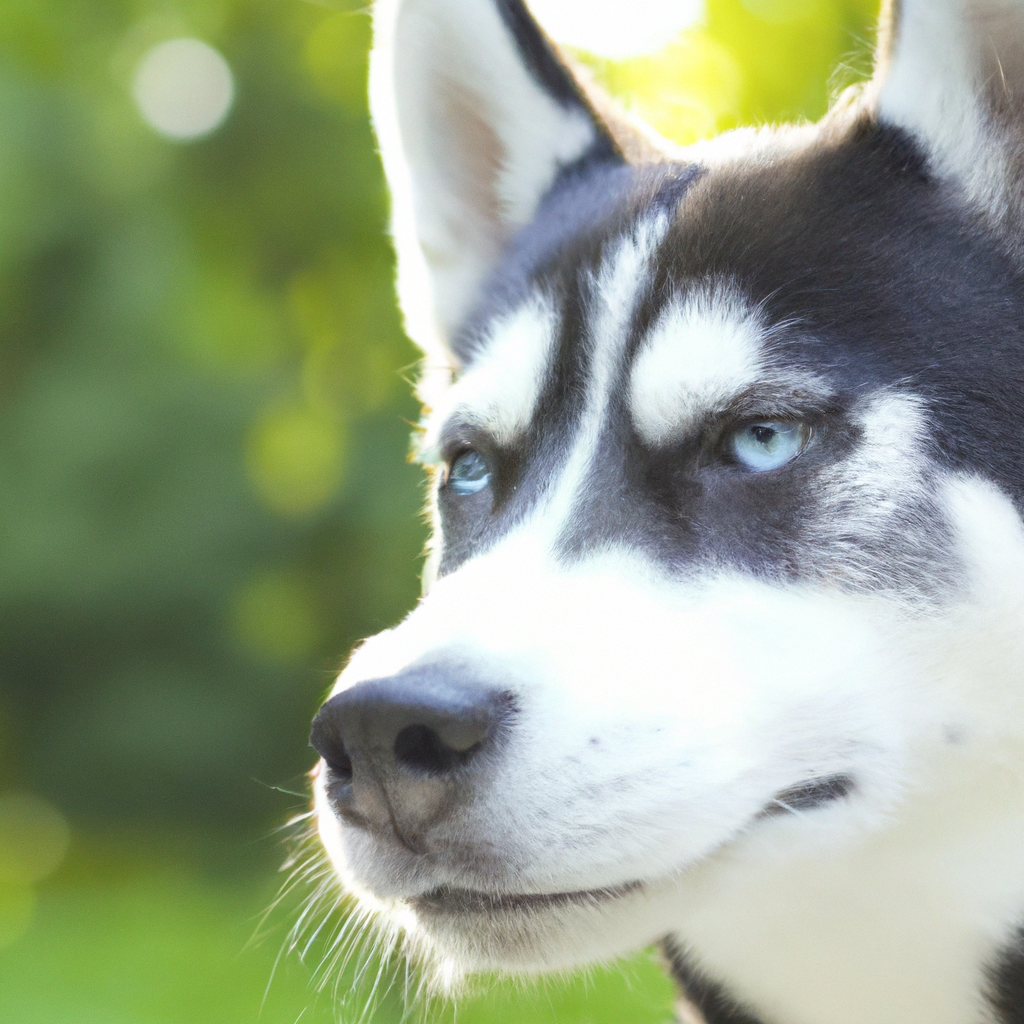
<box><xmin>0</xmin><ymin>838</ymin><xmax>674</xmax><ymax>1024</ymax></box>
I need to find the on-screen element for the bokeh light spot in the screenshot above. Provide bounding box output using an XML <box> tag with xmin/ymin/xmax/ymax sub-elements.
<box><xmin>530</xmin><ymin>0</ymin><xmax>703</xmax><ymax>57</ymax></box>
<box><xmin>581</xmin><ymin>31</ymin><xmax>742</xmax><ymax>144</ymax></box>
<box><xmin>132</xmin><ymin>38</ymin><xmax>234</xmax><ymax>141</ymax></box>
<box><xmin>245</xmin><ymin>405</ymin><xmax>346</xmax><ymax>517</ymax></box>
<box><xmin>0</xmin><ymin>793</ymin><xmax>69</xmax><ymax>948</ymax></box>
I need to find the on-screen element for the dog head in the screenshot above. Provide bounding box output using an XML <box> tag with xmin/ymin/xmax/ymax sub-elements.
<box><xmin>310</xmin><ymin>0</ymin><xmax>1024</xmax><ymax>988</ymax></box>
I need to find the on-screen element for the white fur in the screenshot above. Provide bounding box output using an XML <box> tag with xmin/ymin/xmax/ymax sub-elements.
<box><xmin>315</xmin><ymin>474</ymin><xmax>1024</xmax><ymax>1023</ymax></box>
<box><xmin>421</xmin><ymin>294</ymin><xmax>559</xmax><ymax>454</ymax></box>
<box><xmin>320</xmin><ymin>531</ymin><xmax>915</xmax><ymax>903</ymax></box>
<box><xmin>808</xmin><ymin>391</ymin><xmax>942</xmax><ymax>596</ymax></box>
<box><xmin>628</xmin><ymin>283</ymin><xmax>765</xmax><ymax>444</ymax></box>
<box><xmin>664</xmin><ymin>476</ymin><xmax>1024</xmax><ymax>1024</ymax></box>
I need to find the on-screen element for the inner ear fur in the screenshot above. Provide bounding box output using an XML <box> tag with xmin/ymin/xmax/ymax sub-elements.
<box><xmin>370</xmin><ymin>0</ymin><xmax>661</xmax><ymax>370</ymax></box>
<box><xmin>873</xmin><ymin>0</ymin><xmax>1024</xmax><ymax>231</ymax></box>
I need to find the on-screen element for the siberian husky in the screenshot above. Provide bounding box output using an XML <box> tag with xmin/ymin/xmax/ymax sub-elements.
<box><xmin>308</xmin><ymin>1</ymin><xmax>1024</xmax><ymax>1021</ymax></box>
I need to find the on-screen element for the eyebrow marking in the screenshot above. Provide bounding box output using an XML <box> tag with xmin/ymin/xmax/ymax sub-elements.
<box><xmin>628</xmin><ymin>282</ymin><xmax>767</xmax><ymax>445</ymax></box>
<box><xmin>420</xmin><ymin>293</ymin><xmax>559</xmax><ymax>458</ymax></box>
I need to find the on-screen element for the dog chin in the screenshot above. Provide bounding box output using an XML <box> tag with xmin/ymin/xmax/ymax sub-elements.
<box><xmin>315</xmin><ymin>770</ymin><xmax>868</xmax><ymax>978</ymax></box>
<box><xmin>318</xmin><ymin>813</ymin><xmax>692</xmax><ymax>975</ymax></box>
<box><xmin>388</xmin><ymin>878</ymin><xmax>674</xmax><ymax>976</ymax></box>
<box><xmin>326</xmin><ymin>846</ymin><xmax>675</xmax><ymax>976</ymax></box>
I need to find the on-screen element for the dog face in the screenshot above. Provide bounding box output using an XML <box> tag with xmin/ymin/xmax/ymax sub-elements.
<box><xmin>310</xmin><ymin>0</ymin><xmax>1024</xmax><ymax>1016</ymax></box>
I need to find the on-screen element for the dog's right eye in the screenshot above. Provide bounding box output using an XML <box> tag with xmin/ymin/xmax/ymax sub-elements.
<box><xmin>728</xmin><ymin>420</ymin><xmax>810</xmax><ymax>472</ymax></box>
<box><xmin>446</xmin><ymin>450</ymin><xmax>491</xmax><ymax>495</ymax></box>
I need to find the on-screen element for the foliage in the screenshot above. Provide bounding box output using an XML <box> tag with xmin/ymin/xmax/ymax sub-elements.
<box><xmin>0</xmin><ymin>0</ymin><xmax>876</xmax><ymax>1019</ymax></box>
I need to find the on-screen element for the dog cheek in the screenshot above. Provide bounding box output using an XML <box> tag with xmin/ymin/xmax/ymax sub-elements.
<box><xmin>485</xmin><ymin>581</ymin><xmax>918</xmax><ymax>873</ymax></box>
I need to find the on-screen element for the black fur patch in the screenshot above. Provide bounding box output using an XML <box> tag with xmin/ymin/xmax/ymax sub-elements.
<box><xmin>664</xmin><ymin>940</ymin><xmax>767</xmax><ymax>1024</ymax></box>
<box><xmin>495</xmin><ymin>0</ymin><xmax>589</xmax><ymax>108</ymax></box>
<box><xmin>760</xmin><ymin>774</ymin><xmax>855</xmax><ymax>816</ymax></box>
<box><xmin>987</xmin><ymin>928</ymin><xmax>1024</xmax><ymax>1024</ymax></box>
<box><xmin>650</xmin><ymin>119</ymin><xmax>1024</xmax><ymax>509</ymax></box>
<box><xmin>440</xmin><ymin>164</ymin><xmax>710</xmax><ymax>575</ymax></box>
<box><xmin>494</xmin><ymin>0</ymin><xmax>620</xmax><ymax>163</ymax></box>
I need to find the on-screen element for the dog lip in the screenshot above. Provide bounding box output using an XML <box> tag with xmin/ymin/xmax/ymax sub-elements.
<box><xmin>759</xmin><ymin>773</ymin><xmax>855</xmax><ymax>817</ymax></box>
<box><xmin>410</xmin><ymin>880</ymin><xmax>644</xmax><ymax>915</ymax></box>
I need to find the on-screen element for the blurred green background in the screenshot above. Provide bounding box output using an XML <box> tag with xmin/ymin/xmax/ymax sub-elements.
<box><xmin>0</xmin><ymin>0</ymin><xmax>875</xmax><ymax>1021</ymax></box>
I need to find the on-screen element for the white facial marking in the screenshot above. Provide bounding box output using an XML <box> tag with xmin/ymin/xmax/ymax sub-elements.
<box><xmin>421</xmin><ymin>294</ymin><xmax>558</xmax><ymax>452</ymax></box>
<box><xmin>317</xmin><ymin>527</ymin><xmax>924</xmax><ymax>973</ymax></box>
<box><xmin>629</xmin><ymin>283</ymin><xmax>765</xmax><ymax>444</ymax></box>
<box><xmin>541</xmin><ymin>214</ymin><xmax>670</xmax><ymax>539</ymax></box>
<box><xmin>809</xmin><ymin>391</ymin><xmax>938</xmax><ymax>595</ymax></box>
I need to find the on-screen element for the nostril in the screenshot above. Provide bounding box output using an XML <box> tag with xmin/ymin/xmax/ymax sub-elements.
<box><xmin>309</xmin><ymin>713</ymin><xmax>354</xmax><ymax>782</ymax></box>
<box><xmin>393</xmin><ymin>724</ymin><xmax>483</xmax><ymax>775</ymax></box>
<box><xmin>324</xmin><ymin>750</ymin><xmax>354</xmax><ymax>782</ymax></box>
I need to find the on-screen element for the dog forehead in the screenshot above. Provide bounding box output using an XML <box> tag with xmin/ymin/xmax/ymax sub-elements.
<box><xmin>429</xmin><ymin>203</ymin><xmax>674</xmax><ymax>450</ymax></box>
<box><xmin>445</xmin><ymin>126</ymin><xmax>902</xmax><ymax>451</ymax></box>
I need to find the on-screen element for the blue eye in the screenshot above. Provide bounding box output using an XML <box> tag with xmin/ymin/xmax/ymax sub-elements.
<box><xmin>447</xmin><ymin>450</ymin><xmax>491</xmax><ymax>494</ymax></box>
<box><xmin>730</xmin><ymin>421</ymin><xmax>809</xmax><ymax>472</ymax></box>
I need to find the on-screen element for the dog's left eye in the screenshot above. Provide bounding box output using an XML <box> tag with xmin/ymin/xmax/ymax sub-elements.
<box><xmin>729</xmin><ymin>421</ymin><xmax>809</xmax><ymax>472</ymax></box>
<box><xmin>446</xmin><ymin>449</ymin><xmax>491</xmax><ymax>494</ymax></box>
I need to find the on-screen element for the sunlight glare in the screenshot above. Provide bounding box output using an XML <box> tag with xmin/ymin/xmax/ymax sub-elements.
<box><xmin>529</xmin><ymin>0</ymin><xmax>704</xmax><ymax>57</ymax></box>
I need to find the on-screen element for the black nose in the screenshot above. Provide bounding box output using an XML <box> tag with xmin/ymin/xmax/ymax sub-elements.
<box><xmin>310</xmin><ymin>664</ymin><xmax>512</xmax><ymax>848</ymax></box>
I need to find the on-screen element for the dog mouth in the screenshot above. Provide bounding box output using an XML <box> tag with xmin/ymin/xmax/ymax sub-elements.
<box><xmin>410</xmin><ymin>880</ymin><xmax>644</xmax><ymax>915</ymax></box>
<box><xmin>759</xmin><ymin>773</ymin><xmax>855</xmax><ymax>817</ymax></box>
<box><xmin>388</xmin><ymin>776</ymin><xmax>854</xmax><ymax>921</ymax></box>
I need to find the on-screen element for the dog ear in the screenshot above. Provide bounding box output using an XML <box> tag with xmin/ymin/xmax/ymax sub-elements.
<box><xmin>873</xmin><ymin>0</ymin><xmax>1024</xmax><ymax>216</ymax></box>
<box><xmin>370</xmin><ymin>0</ymin><xmax>625</xmax><ymax>362</ymax></box>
